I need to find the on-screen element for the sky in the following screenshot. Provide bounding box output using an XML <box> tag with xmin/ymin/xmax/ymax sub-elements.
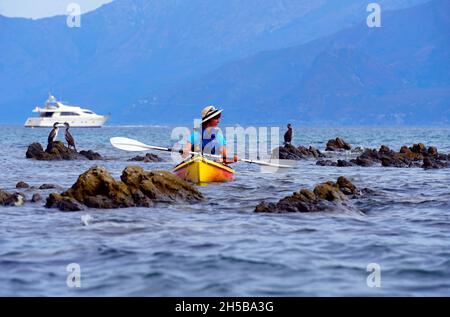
<box><xmin>0</xmin><ymin>0</ymin><xmax>113</xmax><ymax>19</ymax></box>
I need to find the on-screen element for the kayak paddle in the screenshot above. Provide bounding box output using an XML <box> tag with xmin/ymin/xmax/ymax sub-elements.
<box><xmin>110</xmin><ymin>137</ymin><xmax>294</xmax><ymax>169</ymax></box>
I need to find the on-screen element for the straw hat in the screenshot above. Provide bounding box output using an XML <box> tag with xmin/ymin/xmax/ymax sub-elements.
<box><xmin>201</xmin><ymin>105</ymin><xmax>223</xmax><ymax>123</ymax></box>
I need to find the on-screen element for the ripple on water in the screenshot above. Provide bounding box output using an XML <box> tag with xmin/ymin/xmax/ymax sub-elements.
<box><xmin>1</xmin><ymin>126</ymin><xmax>450</xmax><ymax>296</ymax></box>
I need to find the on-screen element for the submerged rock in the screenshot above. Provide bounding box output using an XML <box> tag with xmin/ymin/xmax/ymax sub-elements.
<box><xmin>326</xmin><ymin>137</ymin><xmax>352</xmax><ymax>151</ymax></box>
<box><xmin>26</xmin><ymin>141</ymin><xmax>103</xmax><ymax>161</ymax></box>
<box><xmin>39</xmin><ymin>184</ymin><xmax>57</xmax><ymax>190</ymax></box>
<box><xmin>16</xmin><ymin>181</ymin><xmax>30</xmax><ymax>189</ymax></box>
<box><xmin>316</xmin><ymin>160</ymin><xmax>337</xmax><ymax>167</ymax></box>
<box><xmin>255</xmin><ymin>176</ymin><xmax>361</xmax><ymax>213</ymax></box>
<box><xmin>79</xmin><ymin>150</ymin><xmax>103</xmax><ymax>161</ymax></box>
<box><xmin>422</xmin><ymin>157</ymin><xmax>450</xmax><ymax>169</ymax></box>
<box><xmin>0</xmin><ymin>189</ymin><xmax>26</xmax><ymax>207</ymax></box>
<box><xmin>128</xmin><ymin>153</ymin><xmax>163</xmax><ymax>163</ymax></box>
<box><xmin>272</xmin><ymin>144</ymin><xmax>324</xmax><ymax>160</ymax></box>
<box><xmin>46</xmin><ymin>166</ymin><xmax>203</xmax><ymax>211</ymax></box>
<box><xmin>31</xmin><ymin>193</ymin><xmax>42</xmax><ymax>203</ymax></box>
<box><xmin>337</xmin><ymin>159</ymin><xmax>356</xmax><ymax>167</ymax></box>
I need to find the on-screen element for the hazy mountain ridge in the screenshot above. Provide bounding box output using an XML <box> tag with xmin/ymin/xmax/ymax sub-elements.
<box><xmin>139</xmin><ymin>0</ymin><xmax>449</xmax><ymax>125</ymax></box>
<box><xmin>0</xmin><ymin>0</ymin><xmax>438</xmax><ymax>124</ymax></box>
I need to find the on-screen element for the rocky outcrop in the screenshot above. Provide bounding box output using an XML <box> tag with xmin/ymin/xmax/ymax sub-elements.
<box><xmin>39</xmin><ymin>184</ymin><xmax>57</xmax><ymax>190</ymax></box>
<box><xmin>45</xmin><ymin>166</ymin><xmax>204</xmax><ymax>211</ymax></box>
<box><xmin>255</xmin><ymin>177</ymin><xmax>360</xmax><ymax>213</ymax></box>
<box><xmin>26</xmin><ymin>142</ymin><xmax>103</xmax><ymax>161</ymax></box>
<box><xmin>16</xmin><ymin>181</ymin><xmax>30</xmax><ymax>189</ymax></box>
<box><xmin>79</xmin><ymin>150</ymin><xmax>103</xmax><ymax>161</ymax></box>
<box><xmin>272</xmin><ymin>144</ymin><xmax>324</xmax><ymax>160</ymax></box>
<box><xmin>0</xmin><ymin>189</ymin><xmax>26</xmax><ymax>207</ymax></box>
<box><xmin>128</xmin><ymin>153</ymin><xmax>163</xmax><ymax>163</ymax></box>
<box><xmin>31</xmin><ymin>193</ymin><xmax>42</xmax><ymax>203</ymax></box>
<box><xmin>316</xmin><ymin>159</ymin><xmax>357</xmax><ymax>167</ymax></box>
<box><xmin>326</xmin><ymin>137</ymin><xmax>352</xmax><ymax>151</ymax></box>
<box><xmin>317</xmin><ymin>143</ymin><xmax>449</xmax><ymax>169</ymax></box>
<box><xmin>46</xmin><ymin>193</ymin><xmax>84</xmax><ymax>211</ymax></box>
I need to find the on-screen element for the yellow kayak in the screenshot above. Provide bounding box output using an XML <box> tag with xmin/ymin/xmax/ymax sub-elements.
<box><xmin>173</xmin><ymin>156</ymin><xmax>235</xmax><ymax>184</ymax></box>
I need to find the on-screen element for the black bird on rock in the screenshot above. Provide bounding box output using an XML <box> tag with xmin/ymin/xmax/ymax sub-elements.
<box><xmin>64</xmin><ymin>122</ymin><xmax>77</xmax><ymax>151</ymax></box>
<box><xmin>48</xmin><ymin>122</ymin><xmax>60</xmax><ymax>145</ymax></box>
<box><xmin>284</xmin><ymin>124</ymin><xmax>293</xmax><ymax>145</ymax></box>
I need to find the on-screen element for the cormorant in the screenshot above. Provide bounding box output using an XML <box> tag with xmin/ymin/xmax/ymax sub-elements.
<box><xmin>64</xmin><ymin>122</ymin><xmax>77</xmax><ymax>151</ymax></box>
<box><xmin>48</xmin><ymin>122</ymin><xmax>60</xmax><ymax>145</ymax></box>
<box><xmin>284</xmin><ymin>123</ymin><xmax>293</xmax><ymax>145</ymax></box>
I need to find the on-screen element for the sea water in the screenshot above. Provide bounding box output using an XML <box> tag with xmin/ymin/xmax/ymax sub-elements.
<box><xmin>0</xmin><ymin>125</ymin><xmax>449</xmax><ymax>296</ymax></box>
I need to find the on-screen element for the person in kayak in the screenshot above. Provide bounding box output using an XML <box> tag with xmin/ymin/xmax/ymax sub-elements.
<box><xmin>183</xmin><ymin>105</ymin><xmax>238</xmax><ymax>164</ymax></box>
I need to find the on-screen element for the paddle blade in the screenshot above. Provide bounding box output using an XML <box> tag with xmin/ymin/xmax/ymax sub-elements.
<box><xmin>259</xmin><ymin>159</ymin><xmax>296</xmax><ymax>173</ymax></box>
<box><xmin>110</xmin><ymin>137</ymin><xmax>152</xmax><ymax>152</ymax></box>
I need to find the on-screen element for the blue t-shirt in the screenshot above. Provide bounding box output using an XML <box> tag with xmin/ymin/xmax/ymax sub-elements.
<box><xmin>189</xmin><ymin>128</ymin><xmax>226</xmax><ymax>155</ymax></box>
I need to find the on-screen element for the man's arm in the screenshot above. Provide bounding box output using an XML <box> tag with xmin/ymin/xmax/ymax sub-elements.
<box><xmin>220</xmin><ymin>146</ymin><xmax>238</xmax><ymax>164</ymax></box>
<box><xmin>182</xmin><ymin>142</ymin><xmax>192</xmax><ymax>159</ymax></box>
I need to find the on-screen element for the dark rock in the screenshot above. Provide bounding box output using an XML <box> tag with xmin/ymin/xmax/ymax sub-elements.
<box><xmin>79</xmin><ymin>150</ymin><xmax>103</xmax><ymax>160</ymax></box>
<box><xmin>255</xmin><ymin>202</ymin><xmax>275</xmax><ymax>213</ymax></box>
<box><xmin>31</xmin><ymin>193</ymin><xmax>42</xmax><ymax>203</ymax></box>
<box><xmin>326</xmin><ymin>137</ymin><xmax>352</xmax><ymax>151</ymax></box>
<box><xmin>132</xmin><ymin>190</ymin><xmax>154</xmax><ymax>207</ymax></box>
<box><xmin>255</xmin><ymin>177</ymin><xmax>361</xmax><ymax>213</ymax></box>
<box><xmin>337</xmin><ymin>160</ymin><xmax>355</xmax><ymax>167</ymax></box>
<box><xmin>381</xmin><ymin>156</ymin><xmax>409</xmax><ymax>168</ymax></box>
<box><xmin>45</xmin><ymin>141</ymin><xmax>78</xmax><ymax>160</ymax></box>
<box><xmin>83</xmin><ymin>195</ymin><xmax>119</xmax><ymax>209</ymax></box>
<box><xmin>273</xmin><ymin>144</ymin><xmax>324</xmax><ymax>160</ymax></box>
<box><xmin>307</xmin><ymin>146</ymin><xmax>321</xmax><ymax>159</ymax></box>
<box><xmin>422</xmin><ymin>157</ymin><xmax>434</xmax><ymax>169</ymax></box>
<box><xmin>350</xmin><ymin>143</ymin><xmax>448</xmax><ymax>169</ymax></box>
<box><xmin>400</xmin><ymin>146</ymin><xmax>410</xmax><ymax>154</ymax></box>
<box><xmin>351</xmin><ymin>146</ymin><xmax>365</xmax><ymax>154</ymax></box>
<box><xmin>379</xmin><ymin>145</ymin><xmax>394</xmax><ymax>156</ymax></box>
<box><xmin>45</xmin><ymin>193</ymin><xmax>83</xmax><ymax>211</ymax></box>
<box><xmin>316</xmin><ymin>160</ymin><xmax>337</xmax><ymax>167</ymax></box>
<box><xmin>313</xmin><ymin>182</ymin><xmax>347</xmax><ymax>201</ymax></box>
<box><xmin>58</xmin><ymin>198</ymin><xmax>84</xmax><ymax>212</ymax></box>
<box><xmin>337</xmin><ymin>176</ymin><xmax>358</xmax><ymax>195</ymax></box>
<box><xmin>26</xmin><ymin>143</ymin><xmax>52</xmax><ymax>160</ymax></box>
<box><xmin>128</xmin><ymin>153</ymin><xmax>163</xmax><ymax>163</ymax></box>
<box><xmin>26</xmin><ymin>141</ymin><xmax>102</xmax><ymax>161</ymax></box>
<box><xmin>0</xmin><ymin>189</ymin><xmax>26</xmax><ymax>206</ymax></box>
<box><xmin>359</xmin><ymin>149</ymin><xmax>380</xmax><ymax>161</ymax></box>
<box><xmin>411</xmin><ymin>143</ymin><xmax>427</xmax><ymax>154</ymax></box>
<box><xmin>46</xmin><ymin>166</ymin><xmax>203</xmax><ymax>211</ymax></box>
<box><xmin>16</xmin><ymin>181</ymin><xmax>30</xmax><ymax>189</ymax></box>
<box><xmin>120</xmin><ymin>166</ymin><xmax>203</xmax><ymax>202</ymax></box>
<box><xmin>355</xmin><ymin>157</ymin><xmax>374</xmax><ymax>167</ymax></box>
<box><xmin>361</xmin><ymin>188</ymin><xmax>378</xmax><ymax>195</ymax></box>
<box><xmin>45</xmin><ymin>193</ymin><xmax>62</xmax><ymax>208</ymax></box>
<box><xmin>427</xmin><ymin>146</ymin><xmax>438</xmax><ymax>157</ymax></box>
<box><xmin>39</xmin><ymin>184</ymin><xmax>57</xmax><ymax>190</ymax></box>
<box><xmin>422</xmin><ymin>157</ymin><xmax>449</xmax><ymax>169</ymax></box>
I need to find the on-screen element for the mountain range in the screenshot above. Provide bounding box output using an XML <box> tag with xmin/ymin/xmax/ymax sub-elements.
<box><xmin>1</xmin><ymin>0</ymin><xmax>446</xmax><ymax>125</ymax></box>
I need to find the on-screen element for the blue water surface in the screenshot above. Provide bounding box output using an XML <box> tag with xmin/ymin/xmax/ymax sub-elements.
<box><xmin>0</xmin><ymin>125</ymin><xmax>449</xmax><ymax>296</ymax></box>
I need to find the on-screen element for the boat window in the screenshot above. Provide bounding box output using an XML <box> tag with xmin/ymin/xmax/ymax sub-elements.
<box><xmin>83</xmin><ymin>111</ymin><xmax>94</xmax><ymax>114</ymax></box>
<box><xmin>40</xmin><ymin>112</ymin><xmax>54</xmax><ymax>117</ymax></box>
<box><xmin>60</xmin><ymin>112</ymin><xmax>80</xmax><ymax>116</ymax></box>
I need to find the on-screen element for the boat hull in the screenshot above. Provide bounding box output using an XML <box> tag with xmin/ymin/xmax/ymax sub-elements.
<box><xmin>24</xmin><ymin>116</ymin><xmax>108</xmax><ymax>128</ymax></box>
<box><xmin>173</xmin><ymin>156</ymin><xmax>235</xmax><ymax>184</ymax></box>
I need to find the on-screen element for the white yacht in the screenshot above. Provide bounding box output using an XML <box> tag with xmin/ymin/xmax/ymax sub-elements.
<box><xmin>24</xmin><ymin>95</ymin><xmax>109</xmax><ymax>128</ymax></box>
